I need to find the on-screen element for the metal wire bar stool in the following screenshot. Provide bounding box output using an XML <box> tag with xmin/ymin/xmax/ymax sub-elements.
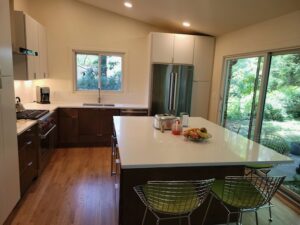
<box><xmin>244</xmin><ymin>134</ymin><xmax>290</xmax><ymax>221</ymax></box>
<box><xmin>202</xmin><ymin>176</ymin><xmax>285</xmax><ymax>225</ymax></box>
<box><xmin>134</xmin><ymin>179</ymin><xmax>215</xmax><ymax>225</ymax></box>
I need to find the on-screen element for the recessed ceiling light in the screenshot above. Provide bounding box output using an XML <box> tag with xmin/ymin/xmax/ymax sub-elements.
<box><xmin>182</xmin><ymin>22</ymin><xmax>191</xmax><ymax>27</ymax></box>
<box><xmin>124</xmin><ymin>2</ymin><xmax>133</xmax><ymax>8</ymax></box>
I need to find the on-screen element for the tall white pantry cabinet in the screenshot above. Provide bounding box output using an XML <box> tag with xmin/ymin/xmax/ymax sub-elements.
<box><xmin>0</xmin><ymin>0</ymin><xmax>21</xmax><ymax>224</ymax></box>
<box><xmin>150</xmin><ymin>32</ymin><xmax>215</xmax><ymax>118</ymax></box>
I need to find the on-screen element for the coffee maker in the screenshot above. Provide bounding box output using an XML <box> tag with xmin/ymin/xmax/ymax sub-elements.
<box><xmin>36</xmin><ymin>86</ymin><xmax>50</xmax><ymax>104</ymax></box>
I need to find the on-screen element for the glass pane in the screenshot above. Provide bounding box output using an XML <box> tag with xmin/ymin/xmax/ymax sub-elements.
<box><xmin>76</xmin><ymin>54</ymin><xmax>99</xmax><ymax>90</ymax></box>
<box><xmin>100</xmin><ymin>55</ymin><xmax>122</xmax><ymax>91</ymax></box>
<box><xmin>222</xmin><ymin>56</ymin><xmax>264</xmax><ymax>139</ymax></box>
<box><xmin>261</xmin><ymin>52</ymin><xmax>300</xmax><ymax>197</ymax></box>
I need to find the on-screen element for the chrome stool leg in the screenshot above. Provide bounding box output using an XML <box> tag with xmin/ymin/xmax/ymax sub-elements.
<box><xmin>255</xmin><ymin>211</ymin><xmax>259</xmax><ymax>225</ymax></box>
<box><xmin>268</xmin><ymin>202</ymin><xmax>273</xmax><ymax>222</ymax></box>
<box><xmin>142</xmin><ymin>208</ymin><xmax>147</xmax><ymax>225</ymax></box>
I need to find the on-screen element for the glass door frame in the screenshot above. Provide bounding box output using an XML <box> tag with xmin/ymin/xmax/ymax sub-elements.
<box><xmin>219</xmin><ymin>52</ymin><xmax>268</xmax><ymax>142</ymax></box>
<box><xmin>219</xmin><ymin>48</ymin><xmax>300</xmax><ymax>142</ymax></box>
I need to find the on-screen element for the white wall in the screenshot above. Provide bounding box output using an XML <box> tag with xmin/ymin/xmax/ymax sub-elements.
<box><xmin>14</xmin><ymin>0</ymin><xmax>166</xmax><ymax>104</ymax></box>
<box><xmin>209</xmin><ymin>10</ymin><xmax>300</xmax><ymax>123</ymax></box>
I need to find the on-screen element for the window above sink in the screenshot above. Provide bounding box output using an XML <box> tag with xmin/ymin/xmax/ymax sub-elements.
<box><xmin>74</xmin><ymin>50</ymin><xmax>124</xmax><ymax>92</ymax></box>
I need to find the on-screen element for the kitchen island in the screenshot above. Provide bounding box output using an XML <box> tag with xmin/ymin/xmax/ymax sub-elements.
<box><xmin>113</xmin><ymin>116</ymin><xmax>292</xmax><ymax>225</ymax></box>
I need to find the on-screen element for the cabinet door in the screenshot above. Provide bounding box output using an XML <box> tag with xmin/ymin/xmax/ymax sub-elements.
<box><xmin>190</xmin><ymin>81</ymin><xmax>211</xmax><ymax>118</ymax></box>
<box><xmin>0</xmin><ymin>76</ymin><xmax>20</xmax><ymax>221</ymax></box>
<box><xmin>38</xmin><ymin>24</ymin><xmax>48</xmax><ymax>79</ymax></box>
<box><xmin>193</xmin><ymin>36</ymin><xmax>215</xmax><ymax>81</ymax></box>
<box><xmin>173</xmin><ymin>34</ymin><xmax>194</xmax><ymax>65</ymax></box>
<box><xmin>58</xmin><ymin>108</ymin><xmax>79</xmax><ymax>145</ymax></box>
<box><xmin>25</xmin><ymin>15</ymin><xmax>39</xmax><ymax>79</ymax></box>
<box><xmin>0</xmin><ymin>0</ymin><xmax>13</xmax><ymax>76</ymax></box>
<box><xmin>151</xmin><ymin>33</ymin><xmax>174</xmax><ymax>64</ymax></box>
<box><xmin>78</xmin><ymin>108</ymin><xmax>100</xmax><ymax>143</ymax></box>
<box><xmin>99</xmin><ymin>109</ymin><xmax>120</xmax><ymax>145</ymax></box>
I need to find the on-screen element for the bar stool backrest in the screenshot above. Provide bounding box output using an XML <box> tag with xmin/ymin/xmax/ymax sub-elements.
<box><xmin>138</xmin><ymin>179</ymin><xmax>215</xmax><ymax>215</ymax></box>
<box><xmin>222</xmin><ymin>176</ymin><xmax>285</xmax><ymax>209</ymax></box>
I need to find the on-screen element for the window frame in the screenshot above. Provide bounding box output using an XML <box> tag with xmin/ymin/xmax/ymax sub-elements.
<box><xmin>73</xmin><ymin>50</ymin><xmax>125</xmax><ymax>93</ymax></box>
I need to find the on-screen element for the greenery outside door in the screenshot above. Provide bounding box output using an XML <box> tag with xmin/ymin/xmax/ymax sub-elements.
<box><xmin>221</xmin><ymin>49</ymin><xmax>300</xmax><ymax>201</ymax></box>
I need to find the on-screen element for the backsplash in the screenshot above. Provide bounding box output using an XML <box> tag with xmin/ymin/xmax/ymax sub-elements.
<box><xmin>14</xmin><ymin>79</ymin><xmax>148</xmax><ymax>105</ymax></box>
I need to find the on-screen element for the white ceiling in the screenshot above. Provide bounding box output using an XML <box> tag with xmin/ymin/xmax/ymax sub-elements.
<box><xmin>77</xmin><ymin>0</ymin><xmax>300</xmax><ymax>36</ymax></box>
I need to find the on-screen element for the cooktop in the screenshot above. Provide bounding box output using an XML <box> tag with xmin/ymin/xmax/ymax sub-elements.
<box><xmin>17</xmin><ymin>110</ymin><xmax>49</xmax><ymax>120</ymax></box>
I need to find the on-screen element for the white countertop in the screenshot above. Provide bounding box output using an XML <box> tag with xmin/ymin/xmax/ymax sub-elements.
<box><xmin>113</xmin><ymin>116</ymin><xmax>293</xmax><ymax>169</ymax></box>
<box><xmin>16</xmin><ymin>102</ymin><xmax>148</xmax><ymax>135</ymax></box>
<box><xmin>16</xmin><ymin>119</ymin><xmax>37</xmax><ymax>135</ymax></box>
<box><xmin>23</xmin><ymin>102</ymin><xmax>148</xmax><ymax>111</ymax></box>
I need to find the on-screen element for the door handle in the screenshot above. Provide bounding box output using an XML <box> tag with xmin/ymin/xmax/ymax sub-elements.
<box><xmin>28</xmin><ymin>162</ymin><xmax>33</xmax><ymax>167</ymax></box>
<box><xmin>0</xmin><ymin>77</ymin><xmax>2</xmax><ymax>90</ymax></box>
<box><xmin>168</xmin><ymin>72</ymin><xmax>175</xmax><ymax>112</ymax></box>
<box><xmin>173</xmin><ymin>72</ymin><xmax>178</xmax><ymax>111</ymax></box>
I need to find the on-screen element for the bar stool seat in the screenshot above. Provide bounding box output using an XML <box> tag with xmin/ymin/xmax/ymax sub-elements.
<box><xmin>134</xmin><ymin>179</ymin><xmax>215</xmax><ymax>225</ymax></box>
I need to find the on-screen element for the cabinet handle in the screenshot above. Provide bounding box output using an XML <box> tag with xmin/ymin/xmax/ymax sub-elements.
<box><xmin>0</xmin><ymin>77</ymin><xmax>2</xmax><ymax>90</ymax></box>
<box><xmin>26</xmin><ymin>141</ymin><xmax>32</xmax><ymax>146</ymax></box>
<box><xmin>34</xmin><ymin>73</ymin><xmax>37</xmax><ymax>79</ymax></box>
<box><xmin>28</xmin><ymin>162</ymin><xmax>33</xmax><ymax>167</ymax></box>
<box><xmin>116</xmin><ymin>159</ymin><xmax>120</xmax><ymax>164</ymax></box>
<box><xmin>96</xmin><ymin>134</ymin><xmax>103</xmax><ymax>137</ymax></box>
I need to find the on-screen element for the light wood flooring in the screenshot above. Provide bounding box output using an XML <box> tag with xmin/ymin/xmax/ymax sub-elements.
<box><xmin>8</xmin><ymin>148</ymin><xmax>300</xmax><ymax>225</ymax></box>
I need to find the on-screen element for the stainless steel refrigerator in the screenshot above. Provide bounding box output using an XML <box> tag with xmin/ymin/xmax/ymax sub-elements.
<box><xmin>150</xmin><ymin>64</ymin><xmax>194</xmax><ymax>116</ymax></box>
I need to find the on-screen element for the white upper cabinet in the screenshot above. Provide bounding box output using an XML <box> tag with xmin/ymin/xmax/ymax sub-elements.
<box><xmin>13</xmin><ymin>11</ymin><xmax>48</xmax><ymax>80</ymax></box>
<box><xmin>38</xmin><ymin>24</ymin><xmax>49</xmax><ymax>79</ymax></box>
<box><xmin>151</xmin><ymin>33</ymin><xmax>174</xmax><ymax>64</ymax></box>
<box><xmin>193</xmin><ymin>36</ymin><xmax>215</xmax><ymax>81</ymax></box>
<box><xmin>173</xmin><ymin>34</ymin><xmax>194</xmax><ymax>65</ymax></box>
<box><xmin>25</xmin><ymin>14</ymin><xmax>40</xmax><ymax>79</ymax></box>
<box><xmin>151</xmin><ymin>33</ymin><xmax>195</xmax><ymax>65</ymax></box>
<box><xmin>0</xmin><ymin>0</ymin><xmax>13</xmax><ymax>76</ymax></box>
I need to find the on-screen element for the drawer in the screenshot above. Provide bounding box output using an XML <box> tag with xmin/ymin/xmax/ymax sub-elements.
<box><xmin>20</xmin><ymin>160</ymin><xmax>37</xmax><ymax>195</ymax></box>
<box><xmin>18</xmin><ymin>125</ymin><xmax>38</xmax><ymax>149</ymax></box>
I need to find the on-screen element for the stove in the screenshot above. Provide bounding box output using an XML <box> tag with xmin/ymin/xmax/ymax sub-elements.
<box><xmin>17</xmin><ymin>109</ymin><xmax>49</xmax><ymax>120</ymax></box>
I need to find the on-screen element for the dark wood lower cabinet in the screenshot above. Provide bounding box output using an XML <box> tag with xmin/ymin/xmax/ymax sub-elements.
<box><xmin>59</xmin><ymin>108</ymin><xmax>120</xmax><ymax>147</ymax></box>
<box><xmin>58</xmin><ymin>108</ymin><xmax>79</xmax><ymax>146</ymax></box>
<box><xmin>18</xmin><ymin>124</ymin><xmax>39</xmax><ymax>196</ymax></box>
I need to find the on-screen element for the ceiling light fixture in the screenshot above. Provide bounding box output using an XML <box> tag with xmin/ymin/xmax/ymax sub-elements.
<box><xmin>124</xmin><ymin>1</ymin><xmax>133</xmax><ymax>8</ymax></box>
<box><xmin>182</xmin><ymin>22</ymin><xmax>191</xmax><ymax>27</ymax></box>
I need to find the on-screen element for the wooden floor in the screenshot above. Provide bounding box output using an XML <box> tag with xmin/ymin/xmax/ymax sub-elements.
<box><xmin>9</xmin><ymin>148</ymin><xmax>300</xmax><ymax>225</ymax></box>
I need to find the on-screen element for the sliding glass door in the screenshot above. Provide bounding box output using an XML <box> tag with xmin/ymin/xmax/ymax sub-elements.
<box><xmin>221</xmin><ymin>56</ymin><xmax>264</xmax><ymax>139</ymax></box>
<box><xmin>221</xmin><ymin>50</ymin><xmax>300</xmax><ymax>201</ymax></box>
<box><xmin>261</xmin><ymin>51</ymin><xmax>300</xmax><ymax>198</ymax></box>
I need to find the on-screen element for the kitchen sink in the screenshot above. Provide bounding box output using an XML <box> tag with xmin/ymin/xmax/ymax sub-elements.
<box><xmin>83</xmin><ymin>103</ymin><xmax>116</xmax><ymax>107</ymax></box>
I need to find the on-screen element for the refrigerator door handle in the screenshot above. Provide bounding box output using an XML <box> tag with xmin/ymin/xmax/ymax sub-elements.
<box><xmin>168</xmin><ymin>72</ymin><xmax>174</xmax><ymax>111</ymax></box>
<box><xmin>173</xmin><ymin>72</ymin><xmax>178</xmax><ymax>111</ymax></box>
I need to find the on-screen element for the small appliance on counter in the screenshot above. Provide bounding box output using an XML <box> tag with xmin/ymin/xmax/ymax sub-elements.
<box><xmin>15</xmin><ymin>97</ymin><xmax>25</xmax><ymax>112</ymax></box>
<box><xmin>153</xmin><ymin>114</ymin><xmax>176</xmax><ymax>131</ymax></box>
<box><xmin>36</xmin><ymin>86</ymin><xmax>50</xmax><ymax>104</ymax></box>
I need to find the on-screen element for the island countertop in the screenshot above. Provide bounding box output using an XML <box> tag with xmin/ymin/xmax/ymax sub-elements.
<box><xmin>113</xmin><ymin>116</ymin><xmax>293</xmax><ymax>169</ymax></box>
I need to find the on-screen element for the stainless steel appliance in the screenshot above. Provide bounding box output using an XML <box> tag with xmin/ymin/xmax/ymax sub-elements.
<box><xmin>17</xmin><ymin>109</ymin><xmax>49</xmax><ymax>120</ymax></box>
<box><xmin>38</xmin><ymin>111</ymin><xmax>57</xmax><ymax>174</ymax></box>
<box><xmin>150</xmin><ymin>64</ymin><xmax>193</xmax><ymax>116</ymax></box>
<box><xmin>36</xmin><ymin>86</ymin><xmax>50</xmax><ymax>104</ymax></box>
<box><xmin>153</xmin><ymin>114</ymin><xmax>176</xmax><ymax>130</ymax></box>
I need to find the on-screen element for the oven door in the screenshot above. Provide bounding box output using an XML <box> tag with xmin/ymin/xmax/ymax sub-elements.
<box><xmin>39</xmin><ymin>124</ymin><xmax>57</xmax><ymax>174</ymax></box>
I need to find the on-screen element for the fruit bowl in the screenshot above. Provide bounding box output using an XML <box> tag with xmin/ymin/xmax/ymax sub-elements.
<box><xmin>183</xmin><ymin>128</ymin><xmax>212</xmax><ymax>142</ymax></box>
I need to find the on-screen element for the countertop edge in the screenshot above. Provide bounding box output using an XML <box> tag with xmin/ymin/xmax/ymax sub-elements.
<box><xmin>120</xmin><ymin>159</ymin><xmax>294</xmax><ymax>169</ymax></box>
